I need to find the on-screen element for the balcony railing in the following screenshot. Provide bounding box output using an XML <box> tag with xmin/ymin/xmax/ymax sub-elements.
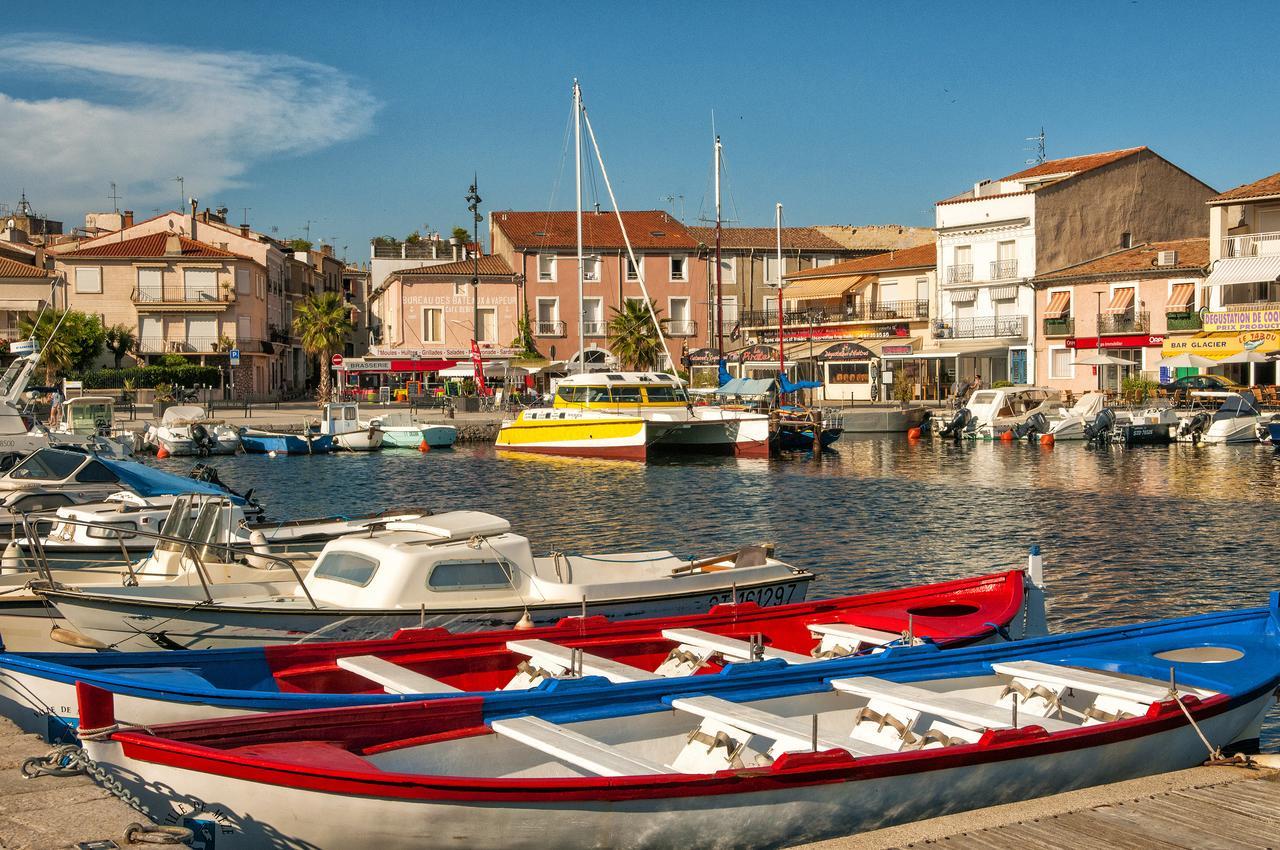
<box><xmin>1223</xmin><ymin>231</ymin><xmax>1280</xmax><ymax>259</ymax></box>
<box><xmin>372</xmin><ymin>242</ymin><xmax>445</xmax><ymax>259</ymax></box>
<box><xmin>582</xmin><ymin>321</ymin><xmax>607</xmax><ymax>337</ymax></box>
<box><xmin>741</xmin><ymin>300</ymin><xmax>929</xmax><ymax>329</ymax></box>
<box><xmin>932</xmin><ymin>316</ymin><xmax>1027</xmax><ymax>340</ymax></box>
<box><xmin>947</xmin><ymin>265</ymin><xmax>974</xmax><ymax>284</ymax></box>
<box><xmin>138</xmin><ymin>336</ymin><xmax>252</xmax><ymax>354</ymax></box>
<box><xmin>1042</xmin><ymin>316</ymin><xmax>1074</xmax><ymax>336</ymax></box>
<box><xmin>534</xmin><ymin>320</ymin><xmax>566</xmax><ymax>337</ymax></box>
<box><xmin>133</xmin><ymin>286</ymin><xmax>231</xmax><ymax>305</ymax></box>
<box><xmin>990</xmin><ymin>259</ymin><xmax>1019</xmax><ymax>280</ymax></box>
<box><xmin>1097</xmin><ymin>311</ymin><xmax>1150</xmax><ymax>334</ymax></box>
<box><xmin>666</xmin><ymin>320</ymin><xmax>697</xmax><ymax>336</ymax></box>
<box><xmin>1166</xmin><ymin>310</ymin><xmax>1202</xmax><ymax>332</ymax></box>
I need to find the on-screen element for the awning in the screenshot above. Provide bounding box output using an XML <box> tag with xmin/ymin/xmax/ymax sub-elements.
<box><xmin>990</xmin><ymin>285</ymin><xmax>1019</xmax><ymax>301</ymax></box>
<box><xmin>784</xmin><ymin>275</ymin><xmax>869</xmax><ymax>301</ymax></box>
<box><xmin>1042</xmin><ymin>290</ymin><xmax>1071</xmax><ymax>318</ymax></box>
<box><xmin>1166</xmin><ymin>282</ymin><xmax>1195</xmax><ymax>311</ymax></box>
<box><xmin>1103</xmin><ymin>287</ymin><xmax>1135</xmax><ymax>314</ymax></box>
<box><xmin>949</xmin><ymin>288</ymin><xmax>977</xmax><ymax>302</ymax></box>
<box><xmin>713</xmin><ymin>378</ymin><xmax>774</xmax><ymax>397</ymax></box>
<box><xmin>864</xmin><ymin>336</ymin><xmax>920</xmax><ymax>357</ymax></box>
<box><xmin>1206</xmin><ymin>256</ymin><xmax>1280</xmax><ymax>287</ymax></box>
<box><xmin>0</xmin><ymin>299</ymin><xmax>43</xmax><ymax>311</ymax></box>
<box><xmin>1161</xmin><ymin>331</ymin><xmax>1280</xmax><ymax>360</ymax></box>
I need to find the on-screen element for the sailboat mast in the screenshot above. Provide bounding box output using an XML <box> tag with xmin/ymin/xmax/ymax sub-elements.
<box><xmin>776</xmin><ymin>202</ymin><xmax>784</xmax><ymax>377</ymax></box>
<box><xmin>574</xmin><ymin>79</ymin><xmax>585</xmax><ymax>375</ymax></box>
<box><xmin>714</xmin><ymin>135</ymin><xmax>723</xmax><ymax>356</ymax></box>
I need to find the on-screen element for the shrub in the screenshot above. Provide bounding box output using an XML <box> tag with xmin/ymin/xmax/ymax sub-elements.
<box><xmin>992</xmin><ymin>380</ymin><xmax>1013</xmax><ymax>388</ymax></box>
<box><xmin>67</xmin><ymin>365</ymin><xmax>222</xmax><ymax>390</ymax></box>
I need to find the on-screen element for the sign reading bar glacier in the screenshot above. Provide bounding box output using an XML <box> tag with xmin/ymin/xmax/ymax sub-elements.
<box><xmin>1203</xmin><ymin>307</ymin><xmax>1280</xmax><ymax>333</ymax></box>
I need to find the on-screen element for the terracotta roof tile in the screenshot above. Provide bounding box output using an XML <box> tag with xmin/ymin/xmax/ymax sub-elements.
<box><xmin>686</xmin><ymin>226</ymin><xmax>846</xmax><ymax>251</ymax></box>
<box><xmin>784</xmin><ymin>242</ymin><xmax>936</xmax><ymax>280</ymax></box>
<box><xmin>1033</xmin><ymin>238</ymin><xmax>1208</xmax><ymax>283</ymax></box>
<box><xmin>0</xmin><ymin>255</ymin><xmax>50</xmax><ymax>278</ymax></box>
<box><xmin>493</xmin><ymin>210</ymin><xmax>696</xmax><ymax>250</ymax></box>
<box><xmin>395</xmin><ymin>256</ymin><xmax>514</xmax><ymax>277</ymax></box>
<box><xmin>59</xmin><ymin>232</ymin><xmax>241</xmax><ymax>260</ymax></box>
<box><xmin>1209</xmin><ymin>171</ymin><xmax>1280</xmax><ymax>204</ymax></box>
<box><xmin>997</xmin><ymin>146</ymin><xmax>1146</xmax><ymax>184</ymax></box>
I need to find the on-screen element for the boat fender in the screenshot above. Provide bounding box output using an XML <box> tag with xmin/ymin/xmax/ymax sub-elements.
<box><xmin>268</xmin><ymin>450</ymin><xmax>279</xmax><ymax>458</ymax></box>
<box><xmin>156</xmin><ymin>445</ymin><xmax>170</xmax><ymax>459</ymax></box>
<box><xmin>49</xmin><ymin>627</ymin><xmax>110</xmax><ymax>651</ymax></box>
<box><xmin>0</xmin><ymin>540</ymin><xmax>21</xmax><ymax>574</ymax></box>
<box><xmin>419</xmin><ymin>439</ymin><xmax>430</xmax><ymax>452</ymax></box>
<box><xmin>1039</xmin><ymin>433</ymin><xmax>1055</xmax><ymax>447</ymax></box>
<box><xmin>906</xmin><ymin>427</ymin><xmax>922</xmax><ymax>440</ymax></box>
<box><xmin>999</xmin><ymin>430</ymin><xmax>1014</xmax><ymax>442</ymax></box>
<box><xmin>513</xmin><ymin>610</ymin><xmax>534</xmax><ymax>630</ymax></box>
<box><xmin>246</xmin><ymin>530</ymin><xmax>274</xmax><ymax>570</ymax></box>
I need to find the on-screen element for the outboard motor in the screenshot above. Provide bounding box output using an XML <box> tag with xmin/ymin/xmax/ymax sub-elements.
<box><xmin>1083</xmin><ymin>407</ymin><xmax>1116</xmax><ymax>443</ymax></box>
<box><xmin>1177</xmin><ymin>411</ymin><xmax>1211</xmax><ymax>443</ymax></box>
<box><xmin>190</xmin><ymin>423</ymin><xmax>215</xmax><ymax>456</ymax></box>
<box><xmin>937</xmin><ymin>407</ymin><xmax>971</xmax><ymax>439</ymax></box>
<box><xmin>1011</xmin><ymin>411</ymin><xmax>1048</xmax><ymax>441</ymax></box>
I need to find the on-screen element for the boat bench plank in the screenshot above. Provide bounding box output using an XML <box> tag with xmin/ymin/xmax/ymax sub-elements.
<box><xmin>807</xmin><ymin>623</ymin><xmax>901</xmax><ymax>646</ymax></box>
<box><xmin>506</xmin><ymin>639</ymin><xmax>661</xmax><ymax>683</ymax></box>
<box><xmin>661</xmin><ymin>628</ymin><xmax>814</xmax><ymax>665</ymax></box>
<box><xmin>830</xmin><ymin>676</ymin><xmax>1075</xmax><ymax>733</ymax></box>
<box><xmin>489</xmin><ymin>715</ymin><xmax>667</xmax><ymax>777</ymax></box>
<box><xmin>669</xmin><ymin>694</ymin><xmax>888</xmax><ymax>756</ymax></box>
<box><xmin>990</xmin><ymin>661</ymin><xmax>1187</xmax><ymax>703</ymax></box>
<box><xmin>335</xmin><ymin>655</ymin><xmax>460</xmax><ymax>695</ymax></box>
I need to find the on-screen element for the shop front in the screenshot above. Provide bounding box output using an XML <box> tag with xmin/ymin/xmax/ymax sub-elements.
<box><xmin>738</xmin><ymin>343</ymin><xmax>792</xmax><ymax>380</ymax></box>
<box><xmin>814</xmin><ymin>341</ymin><xmax>876</xmax><ymax>402</ymax></box>
<box><xmin>685</xmin><ymin>347</ymin><xmax>729</xmax><ymax>387</ymax></box>
<box><xmin>1161</xmin><ymin>330</ymin><xmax>1280</xmax><ymax>385</ymax></box>
<box><xmin>1066</xmin><ymin>334</ymin><xmax>1165</xmax><ymax>391</ymax></box>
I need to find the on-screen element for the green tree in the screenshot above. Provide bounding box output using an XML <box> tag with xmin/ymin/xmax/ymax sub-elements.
<box><xmin>289</xmin><ymin>238</ymin><xmax>313</xmax><ymax>252</ymax></box>
<box><xmin>103</xmin><ymin>323</ymin><xmax>136</xmax><ymax>369</ymax></box>
<box><xmin>511</xmin><ymin>308</ymin><xmax>540</xmax><ymax>360</ymax></box>
<box><xmin>405</xmin><ymin>230</ymin><xmax>421</xmax><ymax>244</ymax></box>
<box><xmin>607</xmin><ymin>299</ymin><xmax>667</xmax><ymax>371</ymax></box>
<box><xmin>451</xmin><ymin>226</ymin><xmax>471</xmax><ymax>244</ymax></box>
<box><xmin>19</xmin><ymin>311</ymin><xmax>105</xmax><ymax>381</ymax></box>
<box><xmin>293</xmin><ymin>291</ymin><xmax>353</xmax><ymax>402</ymax></box>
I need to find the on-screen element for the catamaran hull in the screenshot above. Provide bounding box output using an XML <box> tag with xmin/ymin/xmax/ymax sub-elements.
<box><xmin>496</xmin><ymin>417</ymin><xmax>651</xmax><ymax>461</ymax></box>
<box><xmin>79</xmin><ymin>690</ymin><xmax>1271</xmax><ymax>850</ymax></box>
<box><xmin>43</xmin><ymin>577</ymin><xmax>812</xmax><ymax>651</ymax></box>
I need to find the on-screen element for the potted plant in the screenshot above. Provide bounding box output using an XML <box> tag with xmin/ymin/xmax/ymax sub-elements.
<box><xmin>152</xmin><ymin>383</ymin><xmax>176</xmax><ymax>418</ymax></box>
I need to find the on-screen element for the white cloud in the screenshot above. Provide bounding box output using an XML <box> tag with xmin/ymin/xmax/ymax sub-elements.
<box><xmin>0</xmin><ymin>36</ymin><xmax>379</xmax><ymax>216</ymax></box>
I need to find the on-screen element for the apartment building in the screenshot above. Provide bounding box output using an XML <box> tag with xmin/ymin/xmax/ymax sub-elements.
<box><xmin>935</xmin><ymin>146</ymin><xmax>1214</xmax><ymax>386</ymax></box>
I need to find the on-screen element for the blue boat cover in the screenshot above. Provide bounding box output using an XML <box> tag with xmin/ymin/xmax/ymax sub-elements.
<box><xmin>713</xmin><ymin>378</ymin><xmax>775</xmax><ymax>397</ymax></box>
<box><xmin>778</xmin><ymin>372</ymin><xmax>822</xmax><ymax>394</ymax></box>
<box><xmin>717</xmin><ymin>358</ymin><xmax>733</xmax><ymax>387</ymax></box>
<box><xmin>97</xmin><ymin>457</ymin><xmax>240</xmax><ymax>502</ymax></box>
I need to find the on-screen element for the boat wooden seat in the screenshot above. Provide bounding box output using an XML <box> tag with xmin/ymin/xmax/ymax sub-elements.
<box><xmin>990</xmin><ymin>661</ymin><xmax>1196</xmax><ymax>703</ymax></box>
<box><xmin>489</xmin><ymin>715</ymin><xmax>667</xmax><ymax>777</ymax></box>
<box><xmin>660</xmin><ymin>628</ymin><xmax>815</xmax><ymax>665</ymax></box>
<box><xmin>830</xmin><ymin>676</ymin><xmax>1075</xmax><ymax>733</ymax></box>
<box><xmin>506</xmin><ymin>639</ymin><xmax>661</xmax><ymax>684</ymax></box>
<box><xmin>336</xmin><ymin>655</ymin><xmax>460</xmax><ymax>695</ymax></box>
<box><xmin>808</xmin><ymin>623</ymin><xmax>903</xmax><ymax>657</ymax></box>
<box><xmin>670</xmin><ymin>695</ymin><xmax>886</xmax><ymax>757</ymax></box>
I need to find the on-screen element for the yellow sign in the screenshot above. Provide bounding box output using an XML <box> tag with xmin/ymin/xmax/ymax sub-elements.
<box><xmin>1203</xmin><ymin>306</ymin><xmax>1280</xmax><ymax>333</ymax></box>
<box><xmin>1162</xmin><ymin>331</ymin><xmax>1280</xmax><ymax>360</ymax></box>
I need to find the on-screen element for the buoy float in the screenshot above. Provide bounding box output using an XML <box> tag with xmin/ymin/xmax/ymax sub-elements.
<box><xmin>999</xmin><ymin>430</ymin><xmax>1014</xmax><ymax>442</ymax></box>
<box><xmin>419</xmin><ymin>440</ymin><xmax>430</xmax><ymax>453</ymax></box>
<box><xmin>267</xmin><ymin>450</ymin><xmax>279</xmax><ymax>458</ymax></box>
<box><xmin>513</xmin><ymin>610</ymin><xmax>534</xmax><ymax>630</ymax></box>
<box><xmin>155</xmin><ymin>445</ymin><xmax>170</xmax><ymax>459</ymax></box>
<box><xmin>906</xmin><ymin>427</ymin><xmax>922</xmax><ymax>440</ymax></box>
<box><xmin>1039</xmin><ymin>433</ymin><xmax>1055</xmax><ymax>447</ymax></box>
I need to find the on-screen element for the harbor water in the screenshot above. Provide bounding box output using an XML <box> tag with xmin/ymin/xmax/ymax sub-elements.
<box><xmin>154</xmin><ymin>436</ymin><xmax>1280</xmax><ymax>745</ymax></box>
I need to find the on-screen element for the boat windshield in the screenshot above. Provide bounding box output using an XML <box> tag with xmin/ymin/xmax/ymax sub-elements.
<box><xmin>156</xmin><ymin>495</ymin><xmax>195</xmax><ymax>552</ymax></box>
<box><xmin>66</xmin><ymin>401</ymin><xmax>113</xmax><ymax>435</ymax></box>
<box><xmin>7</xmin><ymin>450</ymin><xmax>87</xmax><ymax>481</ymax></box>
<box><xmin>190</xmin><ymin>499</ymin><xmax>232</xmax><ymax>561</ymax></box>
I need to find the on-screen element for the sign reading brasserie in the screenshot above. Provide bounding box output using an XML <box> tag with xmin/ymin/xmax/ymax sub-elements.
<box><xmin>1203</xmin><ymin>307</ymin><xmax>1280</xmax><ymax>334</ymax></box>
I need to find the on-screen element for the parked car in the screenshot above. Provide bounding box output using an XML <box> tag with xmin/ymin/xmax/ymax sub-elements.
<box><xmin>1163</xmin><ymin>374</ymin><xmax>1245</xmax><ymax>393</ymax></box>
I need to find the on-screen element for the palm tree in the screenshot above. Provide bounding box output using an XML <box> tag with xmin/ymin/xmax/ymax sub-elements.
<box><xmin>607</xmin><ymin>299</ymin><xmax>667</xmax><ymax>371</ymax></box>
<box><xmin>292</xmin><ymin>292</ymin><xmax>353</xmax><ymax>402</ymax></box>
<box><xmin>18</xmin><ymin>312</ymin><xmax>74</xmax><ymax>383</ymax></box>
<box><xmin>104</xmin><ymin>324</ymin><xmax>137</xmax><ymax>369</ymax></box>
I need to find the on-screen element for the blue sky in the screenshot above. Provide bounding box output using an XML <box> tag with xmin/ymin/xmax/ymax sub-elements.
<box><xmin>2</xmin><ymin>1</ymin><xmax>1277</xmax><ymax>261</ymax></box>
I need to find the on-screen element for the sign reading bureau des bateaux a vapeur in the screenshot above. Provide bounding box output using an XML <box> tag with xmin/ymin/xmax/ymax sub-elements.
<box><xmin>1203</xmin><ymin>306</ymin><xmax>1280</xmax><ymax>333</ymax></box>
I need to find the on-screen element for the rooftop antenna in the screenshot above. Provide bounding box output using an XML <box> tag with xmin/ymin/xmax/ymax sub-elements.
<box><xmin>172</xmin><ymin>176</ymin><xmax>184</xmax><ymax>211</ymax></box>
<box><xmin>1024</xmin><ymin>127</ymin><xmax>1046</xmax><ymax>165</ymax></box>
<box><xmin>107</xmin><ymin>182</ymin><xmax>120</xmax><ymax>213</ymax></box>
<box><xmin>241</xmin><ymin>207</ymin><xmax>252</xmax><ymax>227</ymax></box>
<box><xmin>303</xmin><ymin>220</ymin><xmax>313</xmax><ymax>242</ymax></box>
<box><xmin>663</xmin><ymin>194</ymin><xmax>685</xmax><ymax>222</ymax></box>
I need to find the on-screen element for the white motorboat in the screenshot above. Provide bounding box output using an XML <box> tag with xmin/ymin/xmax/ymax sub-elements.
<box><xmin>366</xmin><ymin>411</ymin><xmax>457</xmax><ymax>448</ymax></box>
<box><xmin>38</xmin><ymin>510</ymin><xmax>813</xmax><ymax>650</ymax></box>
<box><xmin>933</xmin><ymin>386</ymin><xmax>1063</xmax><ymax>440</ymax></box>
<box><xmin>320</xmin><ymin>403</ymin><xmax>384</xmax><ymax>451</ymax></box>
<box><xmin>146</xmin><ymin>405</ymin><xmax>241</xmax><ymax>456</ymax></box>
<box><xmin>47</xmin><ymin>396</ymin><xmax>140</xmax><ymax>456</ymax></box>
<box><xmin>1044</xmin><ymin>391</ymin><xmax>1106</xmax><ymax>440</ymax></box>
<box><xmin>1175</xmin><ymin>391</ymin><xmax>1263</xmax><ymax>444</ymax></box>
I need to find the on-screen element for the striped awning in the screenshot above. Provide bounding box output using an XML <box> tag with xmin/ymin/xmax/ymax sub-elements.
<box><xmin>990</xmin><ymin>285</ymin><xmax>1019</xmax><ymax>301</ymax></box>
<box><xmin>949</xmin><ymin>288</ymin><xmax>977</xmax><ymax>302</ymax></box>
<box><xmin>1166</xmin><ymin>282</ymin><xmax>1195</xmax><ymax>311</ymax></box>
<box><xmin>1104</xmin><ymin>287</ymin><xmax>1135</xmax><ymax>314</ymax></box>
<box><xmin>1042</xmin><ymin>290</ymin><xmax>1071</xmax><ymax>318</ymax></box>
<box><xmin>784</xmin><ymin>275</ymin><xmax>871</xmax><ymax>301</ymax></box>
<box><xmin>1205</xmin><ymin>256</ymin><xmax>1280</xmax><ymax>287</ymax></box>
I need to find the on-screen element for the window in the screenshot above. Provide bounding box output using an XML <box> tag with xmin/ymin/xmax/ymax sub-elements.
<box><xmin>1121</xmin><ymin>232</ymin><xmax>1133</xmax><ymax>249</ymax></box>
<box><xmin>9</xmin><ymin>452</ymin><xmax>93</xmax><ymax>481</ymax></box>
<box><xmin>422</xmin><ymin>308</ymin><xmax>444</xmax><ymax>343</ymax></box>
<box><xmin>669</xmin><ymin>255</ymin><xmax>687</xmax><ymax>281</ymax></box>
<box><xmin>74</xmin><ymin>460</ymin><xmax>119</xmax><ymax>484</ymax></box>
<box><xmin>610</xmin><ymin>386</ymin><xmax>643</xmax><ymax>403</ymax></box>
<box><xmin>536</xmin><ymin>298</ymin><xmax>558</xmax><ymax>323</ymax></box>
<box><xmin>74</xmin><ymin>267</ymin><xmax>102</xmax><ymax>294</ymax></box>
<box><xmin>644</xmin><ymin>386</ymin><xmax>684</xmax><ymax>403</ymax></box>
<box><xmin>809</xmin><ymin>255</ymin><xmax>835</xmax><ymax>267</ymax></box>
<box><xmin>137</xmin><ymin>268</ymin><xmax>162</xmax><ymax>299</ymax></box>
<box><xmin>556</xmin><ymin>385</ymin><xmax>588</xmax><ymax>403</ymax></box>
<box><xmin>476</xmin><ymin>307</ymin><xmax>497</xmax><ymax>342</ymax></box>
<box><xmin>916</xmin><ymin>277</ymin><xmax>929</xmax><ymax>302</ymax></box>
<box><xmin>1049</xmin><ymin>347</ymin><xmax>1073</xmax><ymax>380</ymax></box>
<box><xmin>879</xmin><ymin>282</ymin><xmax>898</xmax><ymax>304</ymax></box>
<box><xmin>583</xmin><ymin>297</ymin><xmax>604</xmax><ymax>334</ymax></box>
<box><xmin>715</xmin><ymin>255</ymin><xmax>735</xmax><ymax>283</ymax></box>
<box><xmin>451</xmin><ymin>281</ymin><xmax>465</xmax><ymax>296</ymax></box>
<box><xmin>537</xmin><ymin>254</ymin><xmax>556</xmax><ymax>282</ymax></box>
<box><xmin>237</xmin><ymin>316</ymin><xmax>251</xmax><ymax>340</ymax></box>
<box><xmin>87</xmin><ymin>522</ymin><xmax>137</xmax><ymax>540</ymax></box>
<box><xmin>184</xmin><ymin>268</ymin><xmax>218</xmax><ymax>301</ymax></box>
<box><xmin>186</xmin><ymin>317</ymin><xmax>216</xmax><ymax>349</ymax></box>
<box><xmin>582</xmin><ymin>255</ymin><xmax>600</xmax><ymax>281</ymax></box>
<box><xmin>763</xmin><ymin>256</ymin><xmax>781</xmax><ymax>285</ymax></box>
<box><xmin>626</xmin><ymin>255</ymin><xmax>641</xmax><ymax>280</ymax></box>
<box><xmin>313</xmin><ymin>551</ymin><xmax>380</xmax><ymax>587</ymax></box>
<box><xmin>718</xmin><ymin>295</ymin><xmax>739</xmax><ymax>323</ymax></box>
<box><xmin>668</xmin><ymin>297</ymin><xmax>690</xmax><ymax>322</ymax></box>
<box><xmin>954</xmin><ymin>245</ymin><xmax>972</xmax><ymax>265</ymax></box>
<box><xmin>236</xmin><ymin>268</ymin><xmax>250</xmax><ymax>295</ymax></box>
<box><xmin>428</xmin><ymin>559</ymin><xmax>512</xmax><ymax>590</ymax></box>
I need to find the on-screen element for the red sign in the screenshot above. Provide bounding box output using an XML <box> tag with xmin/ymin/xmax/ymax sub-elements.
<box><xmin>1066</xmin><ymin>335</ymin><xmax>1164</xmax><ymax>349</ymax></box>
<box><xmin>330</xmin><ymin>353</ymin><xmax>344</xmax><ymax>368</ymax></box>
<box><xmin>470</xmin><ymin>339</ymin><xmax>489</xmax><ymax>395</ymax></box>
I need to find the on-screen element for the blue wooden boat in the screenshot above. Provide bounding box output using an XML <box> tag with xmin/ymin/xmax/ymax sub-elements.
<box><xmin>774</xmin><ymin>422</ymin><xmax>843</xmax><ymax>451</ymax></box>
<box><xmin>239</xmin><ymin>428</ymin><xmax>334</xmax><ymax>454</ymax></box>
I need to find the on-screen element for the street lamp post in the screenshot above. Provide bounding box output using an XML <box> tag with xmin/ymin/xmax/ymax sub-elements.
<box><xmin>466</xmin><ymin>178</ymin><xmax>482</xmax><ymax>346</ymax></box>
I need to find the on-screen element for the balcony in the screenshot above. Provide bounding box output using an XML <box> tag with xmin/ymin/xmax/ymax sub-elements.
<box><xmin>534</xmin><ymin>320</ymin><xmax>566</xmax><ymax>337</ymax></box>
<box><xmin>990</xmin><ymin>259</ymin><xmax>1019</xmax><ymax>280</ymax></box>
<box><xmin>666</xmin><ymin>319</ymin><xmax>697</xmax><ymax>337</ymax></box>
<box><xmin>582</xmin><ymin>321</ymin><xmax>607</xmax><ymax>337</ymax></box>
<box><xmin>1097</xmin><ymin>311</ymin><xmax>1150</xmax><ymax>335</ymax></box>
<box><xmin>139</xmin><ymin>336</ymin><xmax>234</xmax><ymax>355</ymax></box>
<box><xmin>932</xmin><ymin>316</ymin><xmax>1028</xmax><ymax>340</ymax></box>
<box><xmin>269</xmin><ymin>324</ymin><xmax>292</xmax><ymax>344</ymax></box>
<box><xmin>1166</xmin><ymin>310</ymin><xmax>1202</xmax><ymax>332</ymax></box>
<box><xmin>1223</xmin><ymin>231</ymin><xmax>1280</xmax><ymax>258</ymax></box>
<box><xmin>1042</xmin><ymin>316</ymin><xmax>1074</xmax><ymax>336</ymax></box>
<box><xmin>740</xmin><ymin>300</ymin><xmax>929</xmax><ymax>329</ymax></box>
<box><xmin>947</xmin><ymin>265</ymin><xmax>974</xmax><ymax>284</ymax></box>
<box><xmin>132</xmin><ymin>286</ymin><xmax>231</xmax><ymax>310</ymax></box>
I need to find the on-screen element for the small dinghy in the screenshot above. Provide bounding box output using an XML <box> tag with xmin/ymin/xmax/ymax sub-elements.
<box><xmin>34</xmin><ymin>511</ymin><xmax>815</xmax><ymax>650</ymax></box>
<box><xmin>0</xmin><ymin>568</ymin><xmax>1038</xmax><ymax>740</ymax></box>
<box><xmin>71</xmin><ymin>596</ymin><xmax>1280</xmax><ymax>850</ymax></box>
<box><xmin>239</xmin><ymin>427</ymin><xmax>334</xmax><ymax>455</ymax></box>
<box><xmin>146</xmin><ymin>405</ymin><xmax>241</xmax><ymax>456</ymax></box>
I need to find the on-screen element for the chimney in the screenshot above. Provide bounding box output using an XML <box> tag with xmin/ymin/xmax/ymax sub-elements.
<box><xmin>189</xmin><ymin>198</ymin><xmax>198</xmax><ymax>241</ymax></box>
<box><xmin>164</xmin><ymin>234</ymin><xmax>183</xmax><ymax>256</ymax></box>
<box><xmin>240</xmin><ymin>224</ymin><xmax>251</xmax><ymax>238</ymax></box>
<box><xmin>122</xmin><ymin>210</ymin><xmax>134</xmax><ymax>228</ymax></box>
<box><xmin>34</xmin><ymin>245</ymin><xmax>46</xmax><ymax>270</ymax></box>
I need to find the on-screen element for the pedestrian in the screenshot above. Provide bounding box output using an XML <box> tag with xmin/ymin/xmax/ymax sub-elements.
<box><xmin>963</xmin><ymin>373</ymin><xmax>983</xmax><ymax>400</ymax></box>
<box><xmin>48</xmin><ymin>389</ymin><xmax>63</xmax><ymax>428</ymax></box>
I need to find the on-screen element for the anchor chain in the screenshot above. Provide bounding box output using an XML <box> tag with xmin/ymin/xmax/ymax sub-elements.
<box><xmin>124</xmin><ymin>822</ymin><xmax>194</xmax><ymax>845</ymax></box>
<box><xmin>23</xmin><ymin>743</ymin><xmax>156</xmax><ymax>820</ymax></box>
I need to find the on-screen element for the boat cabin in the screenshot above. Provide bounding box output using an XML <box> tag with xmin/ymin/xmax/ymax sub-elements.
<box><xmin>965</xmin><ymin>386</ymin><xmax>1062</xmax><ymax>426</ymax></box>
<box><xmin>59</xmin><ymin>397</ymin><xmax>117</xmax><ymax>437</ymax></box>
<box><xmin>320</xmin><ymin>403</ymin><xmax>369</xmax><ymax>436</ymax></box>
<box><xmin>552</xmin><ymin>372</ymin><xmax>689</xmax><ymax>410</ymax></box>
